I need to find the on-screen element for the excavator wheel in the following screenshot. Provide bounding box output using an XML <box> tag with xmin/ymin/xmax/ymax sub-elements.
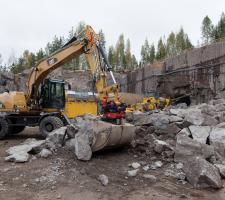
<box><xmin>10</xmin><ymin>126</ymin><xmax>26</xmax><ymax>134</ymax></box>
<box><xmin>39</xmin><ymin>116</ymin><xmax>64</xmax><ymax>138</ymax></box>
<box><xmin>0</xmin><ymin>118</ymin><xmax>12</xmax><ymax>139</ymax></box>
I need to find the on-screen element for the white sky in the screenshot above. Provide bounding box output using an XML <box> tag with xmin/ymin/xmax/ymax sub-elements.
<box><xmin>0</xmin><ymin>0</ymin><xmax>224</xmax><ymax>65</ymax></box>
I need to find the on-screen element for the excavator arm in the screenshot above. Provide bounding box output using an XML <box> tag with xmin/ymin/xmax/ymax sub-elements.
<box><xmin>26</xmin><ymin>25</ymin><xmax>121</xmax><ymax>113</ymax></box>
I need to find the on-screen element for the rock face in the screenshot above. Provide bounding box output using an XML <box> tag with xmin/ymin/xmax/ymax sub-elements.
<box><xmin>183</xmin><ymin>157</ymin><xmax>222</xmax><ymax>189</ymax></box>
<box><xmin>174</xmin><ymin>133</ymin><xmax>214</xmax><ymax>163</ymax></box>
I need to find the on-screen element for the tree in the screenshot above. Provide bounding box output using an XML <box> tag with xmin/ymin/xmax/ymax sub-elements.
<box><xmin>115</xmin><ymin>34</ymin><xmax>126</xmax><ymax>70</ymax></box>
<box><xmin>108</xmin><ymin>45</ymin><xmax>116</xmax><ymax>70</ymax></box>
<box><xmin>36</xmin><ymin>48</ymin><xmax>45</xmax><ymax>62</ymax></box>
<box><xmin>213</xmin><ymin>12</ymin><xmax>225</xmax><ymax>41</ymax></box>
<box><xmin>46</xmin><ymin>36</ymin><xmax>64</xmax><ymax>54</ymax></box>
<box><xmin>201</xmin><ymin>15</ymin><xmax>214</xmax><ymax>44</ymax></box>
<box><xmin>156</xmin><ymin>38</ymin><xmax>166</xmax><ymax>60</ymax></box>
<box><xmin>166</xmin><ymin>32</ymin><xmax>177</xmax><ymax>56</ymax></box>
<box><xmin>149</xmin><ymin>44</ymin><xmax>155</xmax><ymax>63</ymax></box>
<box><xmin>125</xmin><ymin>39</ymin><xmax>132</xmax><ymax>69</ymax></box>
<box><xmin>0</xmin><ymin>54</ymin><xmax>2</xmax><ymax>67</ymax></box>
<box><xmin>176</xmin><ymin>28</ymin><xmax>193</xmax><ymax>54</ymax></box>
<box><xmin>141</xmin><ymin>38</ymin><xmax>150</xmax><ymax>64</ymax></box>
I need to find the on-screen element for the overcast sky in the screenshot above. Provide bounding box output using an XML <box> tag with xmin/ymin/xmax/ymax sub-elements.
<box><xmin>0</xmin><ymin>0</ymin><xmax>224</xmax><ymax>64</ymax></box>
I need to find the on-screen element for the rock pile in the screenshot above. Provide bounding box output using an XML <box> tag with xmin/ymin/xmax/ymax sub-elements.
<box><xmin>5</xmin><ymin>115</ymin><xmax>135</xmax><ymax>162</ymax></box>
<box><xmin>129</xmin><ymin>99</ymin><xmax>225</xmax><ymax>189</ymax></box>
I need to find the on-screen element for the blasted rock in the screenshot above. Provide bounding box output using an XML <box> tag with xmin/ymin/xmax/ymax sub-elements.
<box><xmin>153</xmin><ymin>139</ymin><xmax>173</xmax><ymax>154</ymax></box>
<box><xmin>174</xmin><ymin>133</ymin><xmax>214</xmax><ymax>163</ymax></box>
<box><xmin>209</xmin><ymin>127</ymin><xmax>225</xmax><ymax>158</ymax></box>
<box><xmin>189</xmin><ymin>125</ymin><xmax>211</xmax><ymax>144</ymax></box>
<box><xmin>214</xmin><ymin>164</ymin><xmax>225</xmax><ymax>178</ymax></box>
<box><xmin>5</xmin><ymin>152</ymin><xmax>30</xmax><ymax>163</ymax></box>
<box><xmin>184</xmin><ymin>109</ymin><xmax>204</xmax><ymax>126</ymax></box>
<box><xmin>46</xmin><ymin>127</ymin><xmax>67</xmax><ymax>150</ymax></box>
<box><xmin>183</xmin><ymin>157</ymin><xmax>222</xmax><ymax>189</ymax></box>
<box><xmin>74</xmin><ymin>130</ymin><xmax>92</xmax><ymax>161</ymax></box>
<box><xmin>5</xmin><ymin>138</ymin><xmax>46</xmax><ymax>163</ymax></box>
<box><xmin>98</xmin><ymin>174</ymin><xmax>109</xmax><ymax>186</ymax></box>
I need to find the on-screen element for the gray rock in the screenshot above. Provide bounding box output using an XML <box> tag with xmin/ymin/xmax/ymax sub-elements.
<box><xmin>38</xmin><ymin>148</ymin><xmax>52</xmax><ymax>158</ymax></box>
<box><xmin>128</xmin><ymin>169</ymin><xmax>139</xmax><ymax>177</ymax></box>
<box><xmin>142</xmin><ymin>174</ymin><xmax>157</xmax><ymax>182</ymax></box>
<box><xmin>214</xmin><ymin>164</ymin><xmax>225</xmax><ymax>178</ymax></box>
<box><xmin>65</xmin><ymin>138</ymin><xmax>76</xmax><ymax>150</ymax></box>
<box><xmin>169</xmin><ymin>115</ymin><xmax>183</xmax><ymax>123</ymax></box>
<box><xmin>209</xmin><ymin>127</ymin><xmax>225</xmax><ymax>157</ymax></box>
<box><xmin>153</xmin><ymin>139</ymin><xmax>173</xmax><ymax>154</ymax></box>
<box><xmin>98</xmin><ymin>174</ymin><xmax>109</xmax><ymax>186</ymax></box>
<box><xmin>179</xmin><ymin>128</ymin><xmax>191</xmax><ymax>136</ymax></box>
<box><xmin>155</xmin><ymin>123</ymin><xmax>181</xmax><ymax>136</ymax></box>
<box><xmin>46</xmin><ymin>127</ymin><xmax>67</xmax><ymax>150</ymax></box>
<box><xmin>183</xmin><ymin>157</ymin><xmax>222</xmax><ymax>189</ymax></box>
<box><xmin>189</xmin><ymin>125</ymin><xmax>211</xmax><ymax>144</ymax></box>
<box><xmin>215</xmin><ymin>103</ymin><xmax>225</xmax><ymax>112</ymax></box>
<box><xmin>202</xmin><ymin>114</ymin><xmax>218</xmax><ymax>126</ymax></box>
<box><xmin>174</xmin><ymin>133</ymin><xmax>215</xmax><ymax>163</ymax></box>
<box><xmin>131</xmin><ymin>162</ymin><xmax>141</xmax><ymax>169</ymax></box>
<box><xmin>74</xmin><ymin>131</ymin><xmax>92</xmax><ymax>161</ymax></box>
<box><xmin>5</xmin><ymin>152</ymin><xmax>29</xmax><ymax>163</ymax></box>
<box><xmin>150</xmin><ymin>161</ymin><xmax>163</xmax><ymax>169</ymax></box>
<box><xmin>184</xmin><ymin>109</ymin><xmax>204</xmax><ymax>126</ymax></box>
<box><xmin>66</xmin><ymin>124</ymin><xmax>78</xmax><ymax>138</ymax></box>
<box><xmin>5</xmin><ymin>138</ymin><xmax>46</xmax><ymax>163</ymax></box>
<box><xmin>216</xmin><ymin>122</ymin><xmax>225</xmax><ymax>128</ymax></box>
<box><xmin>169</xmin><ymin>109</ymin><xmax>186</xmax><ymax>118</ymax></box>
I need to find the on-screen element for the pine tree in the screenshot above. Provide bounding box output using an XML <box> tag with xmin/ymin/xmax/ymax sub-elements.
<box><xmin>156</xmin><ymin>38</ymin><xmax>166</xmax><ymax>60</ymax></box>
<box><xmin>201</xmin><ymin>15</ymin><xmax>214</xmax><ymax>44</ymax></box>
<box><xmin>115</xmin><ymin>34</ymin><xmax>126</xmax><ymax>70</ymax></box>
<box><xmin>108</xmin><ymin>45</ymin><xmax>116</xmax><ymax>70</ymax></box>
<box><xmin>125</xmin><ymin>39</ymin><xmax>132</xmax><ymax>70</ymax></box>
<box><xmin>166</xmin><ymin>32</ymin><xmax>177</xmax><ymax>56</ymax></box>
<box><xmin>36</xmin><ymin>48</ymin><xmax>45</xmax><ymax>62</ymax></box>
<box><xmin>149</xmin><ymin>44</ymin><xmax>155</xmax><ymax>63</ymax></box>
<box><xmin>213</xmin><ymin>12</ymin><xmax>225</xmax><ymax>41</ymax></box>
<box><xmin>141</xmin><ymin>38</ymin><xmax>150</xmax><ymax>64</ymax></box>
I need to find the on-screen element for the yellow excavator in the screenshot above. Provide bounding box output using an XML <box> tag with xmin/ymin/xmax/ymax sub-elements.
<box><xmin>0</xmin><ymin>25</ymin><xmax>127</xmax><ymax>139</ymax></box>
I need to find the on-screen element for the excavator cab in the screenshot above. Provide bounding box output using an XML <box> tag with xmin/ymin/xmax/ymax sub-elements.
<box><xmin>39</xmin><ymin>79</ymin><xmax>65</xmax><ymax>110</ymax></box>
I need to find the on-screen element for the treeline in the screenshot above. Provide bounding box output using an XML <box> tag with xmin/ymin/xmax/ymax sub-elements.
<box><xmin>2</xmin><ymin>12</ymin><xmax>225</xmax><ymax>74</ymax></box>
<box><xmin>201</xmin><ymin>12</ymin><xmax>225</xmax><ymax>44</ymax></box>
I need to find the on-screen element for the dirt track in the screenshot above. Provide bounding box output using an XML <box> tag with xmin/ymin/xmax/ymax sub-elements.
<box><xmin>0</xmin><ymin>127</ymin><xmax>225</xmax><ymax>200</ymax></box>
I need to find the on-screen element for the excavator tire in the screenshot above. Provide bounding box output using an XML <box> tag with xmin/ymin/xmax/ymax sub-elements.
<box><xmin>0</xmin><ymin>118</ymin><xmax>11</xmax><ymax>139</ymax></box>
<box><xmin>39</xmin><ymin>116</ymin><xmax>64</xmax><ymax>138</ymax></box>
<box><xmin>10</xmin><ymin>126</ymin><xmax>26</xmax><ymax>134</ymax></box>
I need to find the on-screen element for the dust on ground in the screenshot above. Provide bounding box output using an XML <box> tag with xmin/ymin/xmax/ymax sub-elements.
<box><xmin>0</xmin><ymin>127</ymin><xmax>225</xmax><ymax>200</ymax></box>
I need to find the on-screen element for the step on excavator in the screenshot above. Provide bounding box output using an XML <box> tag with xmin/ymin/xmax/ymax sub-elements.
<box><xmin>0</xmin><ymin>25</ymin><xmax>134</xmax><ymax>146</ymax></box>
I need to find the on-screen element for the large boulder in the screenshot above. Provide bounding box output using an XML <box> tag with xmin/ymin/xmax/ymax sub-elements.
<box><xmin>73</xmin><ymin>118</ymin><xmax>135</xmax><ymax>160</ymax></box>
<box><xmin>174</xmin><ymin>133</ymin><xmax>214</xmax><ymax>163</ymax></box>
<box><xmin>189</xmin><ymin>125</ymin><xmax>211</xmax><ymax>144</ymax></box>
<box><xmin>5</xmin><ymin>138</ymin><xmax>46</xmax><ymax>163</ymax></box>
<box><xmin>209</xmin><ymin>127</ymin><xmax>225</xmax><ymax>158</ymax></box>
<box><xmin>184</xmin><ymin>108</ymin><xmax>204</xmax><ymax>126</ymax></box>
<box><xmin>45</xmin><ymin>127</ymin><xmax>67</xmax><ymax>150</ymax></box>
<box><xmin>183</xmin><ymin>157</ymin><xmax>222</xmax><ymax>189</ymax></box>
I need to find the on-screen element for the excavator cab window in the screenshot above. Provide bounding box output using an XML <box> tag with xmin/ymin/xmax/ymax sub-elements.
<box><xmin>40</xmin><ymin>79</ymin><xmax>65</xmax><ymax>109</ymax></box>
